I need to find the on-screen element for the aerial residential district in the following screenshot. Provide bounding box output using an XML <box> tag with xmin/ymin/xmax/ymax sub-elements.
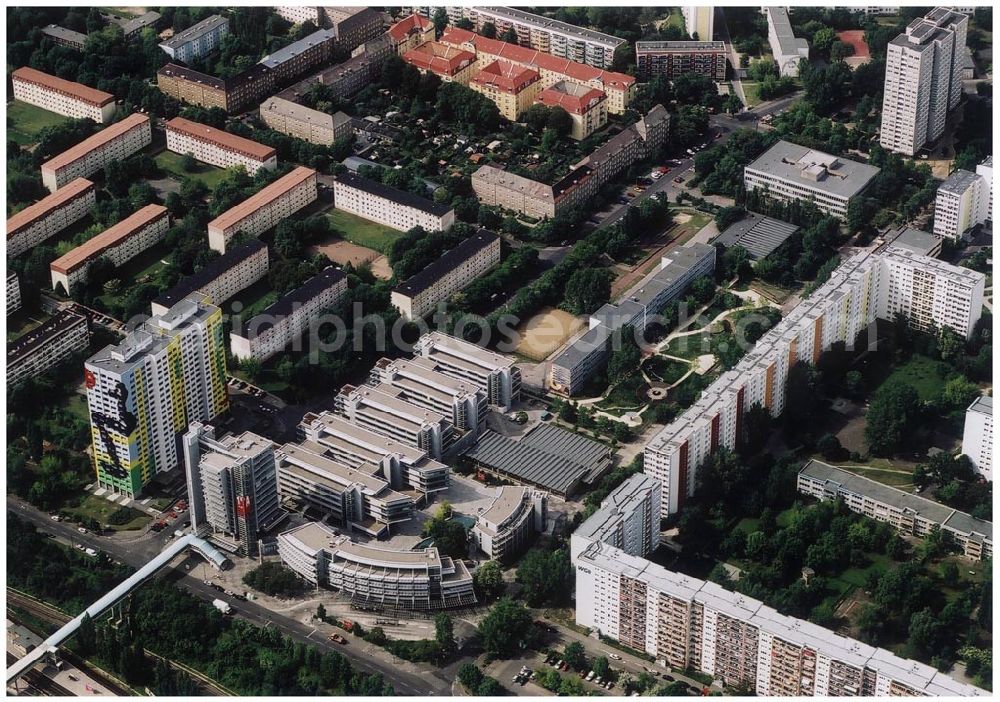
<box><xmin>2</xmin><ymin>2</ymin><xmax>994</xmax><ymax>699</ymax></box>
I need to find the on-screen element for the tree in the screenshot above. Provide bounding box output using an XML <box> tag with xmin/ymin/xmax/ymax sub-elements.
<box><xmin>432</xmin><ymin>8</ymin><xmax>448</xmax><ymax>37</ymax></box>
<box><xmin>181</xmin><ymin>152</ymin><xmax>198</xmax><ymax>171</ymax></box>
<box><xmin>457</xmin><ymin>663</ymin><xmax>484</xmax><ymax>692</ymax></box>
<box><xmin>316</xmin><ymin>603</ymin><xmax>327</xmax><ymax>622</ymax></box>
<box><xmin>77</xmin><ymin>613</ymin><xmax>97</xmax><ymax>655</ymax></box>
<box><xmin>817</xmin><ymin>433</ymin><xmax>845</xmax><ymax>461</ymax></box>
<box><xmin>907</xmin><ymin>608</ymin><xmax>943</xmax><ymax>658</ymax></box>
<box><xmin>607</xmin><ymin>325</ymin><xmax>641</xmax><ymax>383</ymax></box>
<box><xmin>434</xmin><ymin>613</ymin><xmax>457</xmax><ymax>659</ymax></box>
<box><xmin>502</xmin><ymin>26</ymin><xmax>518</xmax><ymax>44</ymax></box>
<box><xmin>524</xmin><ymin>103</ymin><xmax>550</xmax><ymax>132</ymax></box>
<box><xmin>716</xmin><ymin>206</ymin><xmax>747</xmax><ymax>232</ymax></box>
<box><xmin>659</xmin><ymin>680</ymin><xmax>690</xmax><ymax>696</ymax></box>
<box><xmin>515</xmin><ymin>548</ymin><xmax>573</xmax><ymax>606</ymax></box>
<box><xmin>243</xmin><ymin>561</ymin><xmax>302</xmax><ymax>596</ymax></box>
<box><xmin>481</xmin><ymin>21</ymin><xmax>497</xmax><ymax>38</ymax></box>
<box><xmin>473</xmin><ymin>560</ymin><xmax>505</xmax><ymax>599</ymax></box>
<box><xmin>563</xmin><ymin>267</ymin><xmax>612</xmax><ymax>315</ymax></box>
<box><xmin>592</xmin><ymin>655</ymin><xmax>610</xmax><ymax>678</ymax></box>
<box><xmin>546</xmin><ymin>106</ymin><xmax>572</xmax><ymax>136</ymax></box>
<box><xmin>478</xmin><ymin>597</ymin><xmax>535</xmax><ymax>658</ymax></box>
<box><xmin>812</xmin><ymin>26</ymin><xmax>838</xmax><ymax>54</ymax></box>
<box><xmin>865</xmin><ymin>381</ymin><xmax>921</xmax><ymax>456</ymax></box>
<box><xmin>563</xmin><ymin>641</ymin><xmax>587</xmax><ymax>670</ymax></box>
<box><xmin>942</xmin><ymin>376</ymin><xmax>979</xmax><ymax>412</ymax></box>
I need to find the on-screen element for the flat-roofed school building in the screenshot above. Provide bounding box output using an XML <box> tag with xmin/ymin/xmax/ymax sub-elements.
<box><xmin>49</xmin><ymin>204</ymin><xmax>169</xmax><ymax>293</ymax></box>
<box><xmin>12</xmin><ymin>66</ymin><xmax>116</xmax><ymax>124</ymax></box>
<box><xmin>165</xmin><ymin>117</ymin><xmax>277</xmax><ymax>176</ymax></box>
<box><xmin>40</xmin><ymin>113</ymin><xmax>152</xmax><ymax>192</ymax></box>
<box><xmin>6</xmin><ymin>177</ymin><xmax>96</xmax><ymax>258</ymax></box>
<box><xmin>208</xmin><ymin>166</ymin><xmax>317</xmax><ymax>253</ymax></box>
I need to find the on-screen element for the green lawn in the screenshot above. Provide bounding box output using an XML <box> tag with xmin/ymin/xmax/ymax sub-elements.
<box><xmin>154</xmin><ymin>150</ymin><xmax>229</xmax><ymax>189</ymax></box>
<box><xmin>64</xmin><ymin>394</ymin><xmax>90</xmax><ymax>422</ymax></box>
<box><xmin>326</xmin><ymin>209</ymin><xmax>406</xmax><ymax>255</ymax></box>
<box><xmin>834</xmin><ymin>464</ymin><xmax>915</xmax><ymax>487</ymax></box>
<box><xmin>834</xmin><ymin>553</ymin><xmax>893</xmax><ymax>592</ymax></box>
<box><xmin>7</xmin><ymin>101</ymin><xmax>70</xmax><ymax>145</ymax></box>
<box><xmin>643</xmin><ymin>355</ymin><xmax>691</xmax><ymax>385</ymax></box>
<box><xmin>742</xmin><ymin>82</ymin><xmax>763</xmax><ymax>108</ymax></box>
<box><xmin>882</xmin><ymin>354</ymin><xmax>952</xmax><ymax>401</ymax></box>
<box><xmin>65</xmin><ymin>494</ymin><xmax>151</xmax><ymax>532</ymax></box>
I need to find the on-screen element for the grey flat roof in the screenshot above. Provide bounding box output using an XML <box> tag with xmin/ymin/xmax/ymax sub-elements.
<box><xmin>714</xmin><ymin>213</ymin><xmax>799</xmax><ymax>260</ymax></box>
<box><xmin>474</xmin><ymin>6</ymin><xmax>625</xmax><ymax>48</ymax></box>
<box><xmin>746</xmin><ymin>140</ymin><xmax>880</xmax><ymax>199</ymax></box>
<box><xmin>466</xmin><ymin>424</ymin><xmax>610</xmax><ymax>495</ymax></box>
<box><xmin>636</xmin><ymin>40</ymin><xmax>726</xmax><ymax>52</ymax></box>
<box><xmin>800</xmin><ymin>460</ymin><xmax>991</xmax><ymax>541</ymax></box>
<box><xmin>938</xmin><ymin>168</ymin><xmax>981</xmax><ymax>196</ymax></box>
<box><xmin>968</xmin><ymin>395</ymin><xmax>992</xmax><ymax>417</ymax></box>
<box><xmin>259</xmin><ymin>29</ymin><xmax>336</xmax><ymax>68</ymax></box>
<box><xmin>42</xmin><ymin>25</ymin><xmax>88</xmax><ymax>45</ymax></box>
<box><xmin>886</xmin><ymin>227</ymin><xmax>941</xmax><ymax>257</ymax></box>
<box><xmin>766</xmin><ymin>7</ymin><xmax>809</xmax><ymax>55</ymax></box>
<box><xmin>159</xmin><ymin>14</ymin><xmax>227</xmax><ymax>49</ymax></box>
<box><xmin>8</xmin><ymin>310</ymin><xmax>87</xmax><ymax>366</ymax></box>
<box><xmin>575</xmin><ymin>473</ymin><xmax>659</xmax><ymax>544</ymax></box>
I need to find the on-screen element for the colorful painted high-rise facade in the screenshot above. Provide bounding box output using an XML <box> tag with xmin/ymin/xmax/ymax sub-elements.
<box><xmin>85</xmin><ymin>292</ymin><xmax>229</xmax><ymax>497</ymax></box>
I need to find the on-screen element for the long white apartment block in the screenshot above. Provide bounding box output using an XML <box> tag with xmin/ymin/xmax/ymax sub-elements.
<box><xmin>12</xmin><ymin>67</ymin><xmax>116</xmax><ymax>124</ymax></box>
<box><xmin>933</xmin><ymin>166</ymin><xmax>991</xmax><ymax>239</ymax></box>
<box><xmin>181</xmin><ymin>423</ymin><xmax>282</xmax><ymax>556</ymax></box>
<box><xmin>574</xmin><ymin>540</ymin><xmax>987</xmax><ymax>696</ymax></box>
<box><xmin>798</xmin><ymin>460</ymin><xmax>992</xmax><ymax>561</ymax></box>
<box><xmin>230</xmin><ymin>266</ymin><xmax>347</xmax><ymax>362</ymax></box>
<box><xmin>7</xmin><ymin>310</ymin><xmax>90</xmax><ymax>388</ymax></box>
<box><xmin>158</xmin><ymin>14</ymin><xmax>229</xmax><ymax>63</ymax></box>
<box><xmin>166</xmin><ymin>117</ymin><xmax>277</xmax><ymax>176</ymax></box>
<box><xmin>472</xmin><ymin>486</ymin><xmax>547</xmax><ymax>563</ymax></box>
<box><xmin>334</xmin><ymin>383</ymin><xmax>455</xmax><ymax>460</ymax></box>
<box><xmin>298</xmin><ymin>409</ymin><xmax>450</xmax><ymax>495</ymax></box>
<box><xmin>370</xmin><ymin>355</ymin><xmax>488</xmax><ymax>434</ymax></box>
<box><xmin>332</xmin><ymin>171</ymin><xmax>455</xmax><ymax>233</ymax></box>
<box><xmin>412</xmin><ymin>331</ymin><xmax>521</xmax><ymax>411</ymax></box>
<box><xmin>151</xmin><ymin>239</ymin><xmax>269</xmax><ymax>316</ymax></box>
<box><xmin>571</xmin><ymin>473</ymin><xmax>662</xmax><ymax>564</ymax></box>
<box><xmin>207</xmin><ymin>166</ymin><xmax>317</xmax><ymax>253</ymax></box>
<box><xmin>49</xmin><ymin>204</ymin><xmax>170</xmax><ymax>293</ymax></box>
<box><xmin>764</xmin><ymin>7</ymin><xmax>809</xmax><ymax>77</ymax></box>
<box><xmin>878</xmin><ymin>246</ymin><xmax>984</xmax><ymax>340</ymax></box>
<box><xmin>275</xmin><ymin>441</ymin><xmax>415</xmax><ymax>536</ymax></box>
<box><xmin>962</xmin><ymin>395</ymin><xmax>993</xmax><ymax>481</ymax></box>
<box><xmin>391</xmin><ymin>228</ymin><xmax>501</xmax><ymax>321</ymax></box>
<box><xmin>880</xmin><ymin>7</ymin><xmax>968</xmax><ymax>156</ymax></box>
<box><xmin>744</xmin><ymin>140</ymin><xmax>880</xmax><ymax>219</ymax></box>
<box><xmin>447</xmin><ymin>6</ymin><xmax>626</xmax><ymax>69</ymax></box>
<box><xmin>41</xmin><ymin>113</ymin><xmax>152</xmax><ymax>192</ymax></box>
<box><xmin>645</xmin><ymin>249</ymin><xmax>985</xmax><ymax>516</ymax></box>
<box><xmin>277</xmin><ymin>521</ymin><xmax>476</xmax><ymax>609</ymax></box>
<box><xmin>6</xmin><ymin>178</ymin><xmax>96</xmax><ymax>258</ymax></box>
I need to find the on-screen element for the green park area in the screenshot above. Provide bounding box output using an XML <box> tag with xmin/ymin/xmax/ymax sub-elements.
<box><xmin>325</xmin><ymin>209</ymin><xmax>406</xmax><ymax>255</ymax></box>
<box><xmin>63</xmin><ymin>493</ymin><xmax>151</xmax><ymax>532</ymax></box>
<box><xmin>882</xmin><ymin>354</ymin><xmax>954</xmax><ymax>402</ymax></box>
<box><xmin>154</xmin><ymin>150</ymin><xmax>229</xmax><ymax>189</ymax></box>
<box><xmin>7</xmin><ymin>100</ymin><xmax>70</xmax><ymax>145</ymax></box>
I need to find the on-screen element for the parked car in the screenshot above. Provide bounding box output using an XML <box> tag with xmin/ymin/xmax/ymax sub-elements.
<box><xmin>609</xmin><ymin>653</ymin><xmax>622</xmax><ymax>660</ymax></box>
<box><xmin>674</xmin><ymin>176</ymin><xmax>685</xmax><ymax>184</ymax></box>
<box><xmin>328</xmin><ymin>633</ymin><xmax>347</xmax><ymax>644</ymax></box>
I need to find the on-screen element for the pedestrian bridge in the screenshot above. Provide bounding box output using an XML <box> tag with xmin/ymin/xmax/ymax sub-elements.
<box><xmin>6</xmin><ymin>534</ymin><xmax>230</xmax><ymax>684</ymax></box>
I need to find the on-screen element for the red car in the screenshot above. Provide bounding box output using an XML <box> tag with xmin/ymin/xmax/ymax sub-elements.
<box><xmin>328</xmin><ymin>633</ymin><xmax>347</xmax><ymax>644</ymax></box>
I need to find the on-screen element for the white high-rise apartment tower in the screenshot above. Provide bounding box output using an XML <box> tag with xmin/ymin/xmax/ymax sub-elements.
<box><xmin>879</xmin><ymin>7</ymin><xmax>967</xmax><ymax>156</ymax></box>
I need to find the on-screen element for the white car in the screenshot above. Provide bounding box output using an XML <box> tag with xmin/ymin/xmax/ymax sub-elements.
<box><xmin>609</xmin><ymin>653</ymin><xmax>622</xmax><ymax>660</ymax></box>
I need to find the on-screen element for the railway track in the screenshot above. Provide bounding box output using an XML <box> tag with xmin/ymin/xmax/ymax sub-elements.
<box><xmin>6</xmin><ymin>653</ymin><xmax>73</xmax><ymax>696</ymax></box>
<box><xmin>7</xmin><ymin>588</ymin><xmax>233</xmax><ymax>696</ymax></box>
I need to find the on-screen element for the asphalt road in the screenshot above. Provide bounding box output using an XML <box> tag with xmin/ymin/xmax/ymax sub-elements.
<box><xmin>8</xmin><ymin>499</ymin><xmax>452</xmax><ymax>696</ymax></box>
